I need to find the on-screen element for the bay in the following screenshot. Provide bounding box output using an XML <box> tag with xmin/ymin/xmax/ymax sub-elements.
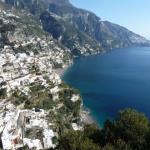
<box><xmin>63</xmin><ymin>47</ymin><xmax>150</xmax><ymax>126</ymax></box>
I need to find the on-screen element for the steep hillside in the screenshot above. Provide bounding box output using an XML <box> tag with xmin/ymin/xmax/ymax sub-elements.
<box><xmin>1</xmin><ymin>0</ymin><xmax>150</xmax><ymax>56</ymax></box>
<box><xmin>0</xmin><ymin>4</ymin><xmax>85</xmax><ymax>149</ymax></box>
<box><xmin>48</xmin><ymin>0</ymin><xmax>150</xmax><ymax>49</ymax></box>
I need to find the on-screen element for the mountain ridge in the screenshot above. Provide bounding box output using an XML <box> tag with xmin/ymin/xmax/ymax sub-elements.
<box><xmin>1</xmin><ymin>0</ymin><xmax>150</xmax><ymax>56</ymax></box>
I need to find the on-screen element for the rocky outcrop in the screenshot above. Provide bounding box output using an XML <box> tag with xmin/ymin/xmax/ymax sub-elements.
<box><xmin>1</xmin><ymin>0</ymin><xmax>150</xmax><ymax>56</ymax></box>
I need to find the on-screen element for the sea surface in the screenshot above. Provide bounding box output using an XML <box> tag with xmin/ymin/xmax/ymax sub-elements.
<box><xmin>62</xmin><ymin>47</ymin><xmax>150</xmax><ymax>126</ymax></box>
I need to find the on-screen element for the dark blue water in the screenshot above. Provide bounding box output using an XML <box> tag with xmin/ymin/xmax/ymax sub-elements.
<box><xmin>63</xmin><ymin>47</ymin><xmax>150</xmax><ymax>126</ymax></box>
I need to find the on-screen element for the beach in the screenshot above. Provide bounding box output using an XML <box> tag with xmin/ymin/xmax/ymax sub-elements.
<box><xmin>54</xmin><ymin>63</ymin><xmax>72</xmax><ymax>77</ymax></box>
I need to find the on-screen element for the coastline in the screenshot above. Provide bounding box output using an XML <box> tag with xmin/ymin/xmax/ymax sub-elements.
<box><xmin>53</xmin><ymin>67</ymin><xmax>68</xmax><ymax>77</ymax></box>
<box><xmin>54</xmin><ymin>63</ymin><xmax>72</xmax><ymax>77</ymax></box>
<box><xmin>80</xmin><ymin>110</ymin><xmax>96</xmax><ymax>125</ymax></box>
<box><xmin>54</xmin><ymin>64</ymin><xmax>96</xmax><ymax>125</ymax></box>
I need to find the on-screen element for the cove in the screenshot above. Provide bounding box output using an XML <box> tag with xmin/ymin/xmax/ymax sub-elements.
<box><xmin>62</xmin><ymin>47</ymin><xmax>150</xmax><ymax>126</ymax></box>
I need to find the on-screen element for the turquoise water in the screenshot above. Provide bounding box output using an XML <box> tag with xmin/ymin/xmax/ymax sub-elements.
<box><xmin>63</xmin><ymin>47</ymin><xmax>150</xmax><ymax>126</ymax></box>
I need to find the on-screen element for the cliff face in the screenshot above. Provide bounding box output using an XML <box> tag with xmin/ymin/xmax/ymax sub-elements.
<box><xmin>1</xmin><ymin>0</ymin><xmax>150</xmax><ymax>56</ymax></box>
<box><xmin>48</xmin><ymin>0</ymin><xmax>150</xmax><ymax>49</ymax></box>
<box><xmin>47</xmin><ymin>0</ymin><xmax>70</xmax><ymax>5</ymax></box>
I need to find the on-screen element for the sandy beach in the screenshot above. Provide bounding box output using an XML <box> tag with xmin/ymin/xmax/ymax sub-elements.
<box><xmin>54</xmin><ymin>63</ymin><xmax>72</xmax><ymax>77</ymax></box>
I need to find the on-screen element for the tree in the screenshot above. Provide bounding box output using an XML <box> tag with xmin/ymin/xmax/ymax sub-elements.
<box><xmin>0</xmin><ymin>88</ymin><xmax>7</xmax><ymax>98</ymax></box>
<box><xmin>57</xmin><ymin>130</ymin><xmax>100</xmax><ymax>150</ymax></box>
<box><xmin>56</xmin><ymin>109</ymin><xmax>150</xmax><ymax>150</ymax></box>
<box><xmin>83</xmin><ymin>124</ymin><xmax>103</xmax><ymax>145</ymax></box>
<box><xmin>103</xmin><ymin>109</ymin><xmax>149</xmax><ymax>150</ymax></box>
<box><xmin>114</xmin><ymin>139</ymin><xmax>132</xmax><ymax>150</ymax></box>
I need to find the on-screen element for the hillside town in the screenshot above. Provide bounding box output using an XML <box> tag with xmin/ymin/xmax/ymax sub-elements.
<box><xmin>0</xmin><ymin>44</ymin><xmax>63</xmax><ymax>95</ymax></box>
<box><xmin>0</xmin><ymin>28</ymin><xmax>83</xmax><ymax>150</ymax></box>
<box><xmin>0</xmin><ymin>8</ymin><xmax>83</xmax><ymax>149</ymax></box>
<box><xmin>0</xmin><ymin>101</ymin><xmax>56</xmax><ymax>149</ymax></box>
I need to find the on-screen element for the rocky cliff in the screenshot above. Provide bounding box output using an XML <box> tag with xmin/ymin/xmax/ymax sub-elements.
<box><xmin>1</xmin><ymin>0</ymin><xmax>150</xmax><ymax>56</ymax></box>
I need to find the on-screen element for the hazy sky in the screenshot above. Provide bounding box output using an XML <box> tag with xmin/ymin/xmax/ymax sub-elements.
<box><xmin>70</xmin><ymin>0</ymin><xmax>150</xmax><ymax>39</ymax></box>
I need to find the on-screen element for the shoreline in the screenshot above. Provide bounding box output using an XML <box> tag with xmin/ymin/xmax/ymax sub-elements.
<box><xmin>54</xmin><ymin>64</ymin><xmax>97</xmax><ymax>126</ymax></box>
<box><xmin>54</xmin><ymin>63</ymin><xmax>72</xmax><ymax>77</ymax></box>
<box><xmin>80</xmin><ymin>110</ymin><xmax>96</xmax><ymax>125</ymax></box>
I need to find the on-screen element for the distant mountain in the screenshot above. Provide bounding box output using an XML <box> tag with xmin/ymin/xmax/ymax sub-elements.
<box><xmin>1</xmin><ymin>0</ymin><xmax>150</xmax><ymax>56</ymax></box>
<box><xmin>47</xmin><ymin>0</ymin><xmax>150</xmax><ymax>48</ymax></box>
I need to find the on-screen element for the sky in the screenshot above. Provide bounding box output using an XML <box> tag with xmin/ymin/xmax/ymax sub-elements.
<box><xmin>70</xmin><ymin>0</ymin><xmax>150</xmax><ymax>39</ymax></box>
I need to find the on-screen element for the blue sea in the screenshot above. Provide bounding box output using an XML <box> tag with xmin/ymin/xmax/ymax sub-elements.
<box><xmin>62</xmin><ymin>47</ymin><xmax>150</xmax><ymax>126</ymax></box>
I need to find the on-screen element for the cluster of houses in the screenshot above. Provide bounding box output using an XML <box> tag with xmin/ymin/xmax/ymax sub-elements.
<box><xmin>0</xmin><ymin>8</ymin><xmax>83</xmax><ymax>150</ymax></box>
<box><xmin>0</xmin><ymin>44</ymin><xmax>64</xmax><ymax>96</ymax></box>
<box><xmin>0</xmin><ymin>100</ymin><xmax>56</xmax><ymax>149</ymax></box>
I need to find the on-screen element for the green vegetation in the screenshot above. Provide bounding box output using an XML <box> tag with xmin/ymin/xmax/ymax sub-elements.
<box><xmin>40</xmin><ymin>11</ymin><xmax>63</xmax><ymax>39</ymax></box>
<box><xmin>0</xmin><ymin>88</ymin><xmax>7</xmax><ymax>99</ymax></box>
<box><xmin>26</xmin><ymin>83</ymin><xmax>54</xmax><ymax>109</ymax></box>
<box><xmin>57</xmin><ymin>109</ymin><xmax>150</xmax><ymax>150</ymax></box>
<box><xmin>53</xmin><ymin>62</ymin><xmax>63</xmax><ymax>69</ymax></box>
<box><xmin>0</xmin><ymin>23</ymin><xmax>15</xmax><ymax>33</ymax></box>
<box><xmin>25</xmin><ymin>128</ymin><xmax>43</xmax><ymax>142</ymax></box>
<box><xmin>59</xmin><ymin>18</ymin><xmax>100</xmax><ymax>56</ymax></box>
<box><xmin>9</xmin><ymin>81</ymin><xmax>82</xmax><ymax>132</ymax></box>
<box><xmin>10</xmin><ymin>83</ymin><xmax>54</xmax><ymax>109</ymax></box>
<box><xmin>57</xmin><ymin>130</ymin><xmax>100</xmax><ymax>150</ymax></box>
<box><xmin>14</xmin><ymin>44</ymin><xmax>39</xmax><ymax>55</ymax></box>
<box><xmin>11</xmin><ymin>88</ymin><xmax>28</xmax><ymax>106</ymax></box>
<box><xmin>59</xmin><ymin>85</ymin><xmax>81</xmax><ymax>118</ymax></box>
<box><xmin>0</xmin><ymin>20</ymin><xmax>15</xmax><ymax>47</ymax></box>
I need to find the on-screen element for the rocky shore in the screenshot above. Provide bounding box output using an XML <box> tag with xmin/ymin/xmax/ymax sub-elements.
<box><xmin>81</xmin><ymin>110</ymin><xmax>95</xmax><ymax>125</ymax></box>
<box><xmin>55</xmin><ymin>65</ymin><xmax>96</xmax><ymax>125</ymax></box>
